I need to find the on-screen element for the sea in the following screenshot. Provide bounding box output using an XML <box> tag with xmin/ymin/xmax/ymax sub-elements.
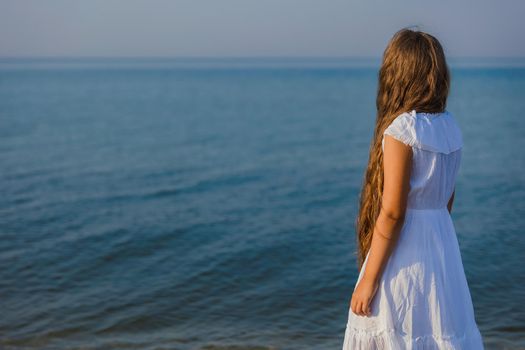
<box><xmin>0</xmin><ymin>57</ymin><xmax>524</xmax><ymax>350</ymax></box>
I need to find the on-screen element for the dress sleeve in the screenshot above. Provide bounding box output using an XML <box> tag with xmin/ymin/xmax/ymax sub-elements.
<box><xmin>381</xmin><ymin>111</ymin><xmax>417</xmax><ymax>151</ymax></box>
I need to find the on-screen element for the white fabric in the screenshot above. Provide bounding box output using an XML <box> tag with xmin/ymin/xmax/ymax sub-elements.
<box><xmin>343</xmin><ymin>110</ymin><xmax>484</xmax><ymax>349</ymax></box>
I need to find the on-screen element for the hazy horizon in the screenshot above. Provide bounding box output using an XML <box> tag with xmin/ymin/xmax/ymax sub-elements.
<box><xmin>1</xmin><ymin>0</ymin><xmax>524</xmax><ymax>58</ymax></box>
<box><xmin>1</xmin><ymin>55</ymin><xmax>525</xmax><ymax>59</ymax></box>
<box><xmin>2</xmin><ymin>56</ymin><xmax>525</xmax><ymax>70</ymax></box>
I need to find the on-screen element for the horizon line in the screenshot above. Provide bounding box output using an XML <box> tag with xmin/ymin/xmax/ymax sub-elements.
<box><xmin>1</xmin><ymin>55</ymin><xmax>525</xmax><ymax>60</ymax></box>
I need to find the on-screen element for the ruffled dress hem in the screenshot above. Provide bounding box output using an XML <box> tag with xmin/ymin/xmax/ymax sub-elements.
<box><xmin>342</xmin><ymin>323</ymin><xmax>484</xmax><ymax>350</ymax></box>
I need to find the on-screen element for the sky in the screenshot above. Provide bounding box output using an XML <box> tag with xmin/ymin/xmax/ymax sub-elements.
<box><xmin>0</xmin><ymin>0</ymin><xmax>524</xmax><ymax>58</ymax></box>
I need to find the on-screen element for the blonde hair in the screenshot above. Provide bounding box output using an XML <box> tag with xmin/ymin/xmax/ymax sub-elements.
<box><xmin>355</xmin><ymin>27</ymin><xmax>450</xmax><ymax>270</ymax></box>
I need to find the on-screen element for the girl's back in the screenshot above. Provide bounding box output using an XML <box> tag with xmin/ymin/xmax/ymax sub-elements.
<box><xmin>381</xmin><ymin>109</ymin><xmax>463</xmax><ymax>210</ymax></box>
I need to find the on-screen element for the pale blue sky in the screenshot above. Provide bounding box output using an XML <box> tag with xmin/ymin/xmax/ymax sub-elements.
<box><xmin>0</xmin><ymin>0</ymin><xmax>523</xmax><ymax>58</ymax></box>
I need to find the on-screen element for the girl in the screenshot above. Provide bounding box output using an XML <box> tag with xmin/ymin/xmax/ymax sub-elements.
<box><xmin>342</xmin><ymin>28</ymin><xmax>484</xmax><ymax>349</ymax></box>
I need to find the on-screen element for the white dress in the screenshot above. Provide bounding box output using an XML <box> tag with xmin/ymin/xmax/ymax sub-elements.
<box><xmin>342</xmin><ymin>109</ymin><xmax>484</xmax><ymax>349</ymax></box>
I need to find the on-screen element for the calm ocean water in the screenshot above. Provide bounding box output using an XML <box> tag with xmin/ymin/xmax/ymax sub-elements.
<box><xmin>0</xmin><ymin>58</ymin><xmax>523</xmax><ymax>350</ymax></box>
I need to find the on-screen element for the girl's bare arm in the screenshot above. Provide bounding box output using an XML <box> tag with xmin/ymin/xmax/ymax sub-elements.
<box><xmin>362</xmin><ymin>134</ymin><xmax>412</xmax><ymax>283</ymax></box>
<box><xmin>351</xmin><ymin>134</ymin><xmax>412</xmax><ymax>316</ymax></box>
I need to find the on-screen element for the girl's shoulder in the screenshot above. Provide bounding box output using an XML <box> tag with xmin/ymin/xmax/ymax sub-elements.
<box><xmin>382</xmin><ymin>109</ymin><xmax>463</xmax><ymax>154</ymax></box>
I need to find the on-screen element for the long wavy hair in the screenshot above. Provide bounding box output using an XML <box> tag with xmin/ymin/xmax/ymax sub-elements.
<box><xmin>355</xmin><ymin>27</ymin><xmax>451</xmax><ymax>270</ymax></box>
